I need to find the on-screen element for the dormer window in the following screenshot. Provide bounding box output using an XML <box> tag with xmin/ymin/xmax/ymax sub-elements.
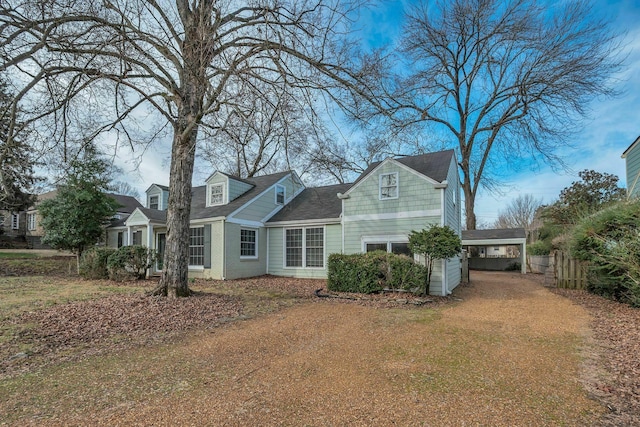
<box><xmin>149</xmin><ymin>195</ymin><xmax>159</xmax><ymax>209</ymax></box>
<box><xmin>209</xmin><ymin>183</ymin><xmax>225</xmax><ymax>206</ymax></box>
<box><xmin>275</xmin><ymin>184</ymin><xmax>285</xmax><ymax>205</ymax></box>
<box><xmin>379</xmin><ymin>172</ymin><xmax>398</xmax><ymax>200</ymax></box>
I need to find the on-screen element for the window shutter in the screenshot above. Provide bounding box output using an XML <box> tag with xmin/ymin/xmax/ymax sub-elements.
<box><xmin>204</xmin><ymin>224</ymin><xmax>211</xmax><ymax>269</ymax></box>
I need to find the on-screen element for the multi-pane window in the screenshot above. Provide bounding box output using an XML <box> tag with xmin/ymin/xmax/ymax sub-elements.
<box><xmin>117</xmin><ymin>231</ymin><xmax>124</xmax><ymax>248</ymax></box>
<box><xmin>27</xmin><ymin>213</ymin><xmax>36</xmax><ymax>231</ymax></box>
<box><xmin>285</xmin><ymin>229</ymin><xmax>303</xmax><ymax>267</ymax></box>
<box><xmin>209</xmin><ymin>183</ymin><xmax>224</xmax><ymax>205</ymax></box>
<box><xmin>189</xmin><ymin>227</ymin><xmax>205</xmax><ymax>266</ymax></box>
<box><xmin>285</xmin><ymin>227</ymin><xmax>324</xmax><ymax>268</ymax></box>
<box><xmin>11</xmin><ymin>213</ymin><xmax>19</xmax><ymax>229</ymax></box>
<box><xmin>240</xmin><ymin>229</ymin><xmax>257</xmax><ymax>257</ymax></box>
<box><xmin>305</xmin><ymin>228</ymin><xmax>324</xmax><ymax>267</ymax></box>
<box><xmin>366</xmin><ymin>241</ymin><xmax>413</xmax><ymax>258</ymax></box>
<box><xmin>275</xmin><ymin>185</ymin><xmax>285</xmax><ymax>205</ymax></box>
<box><xmin>379</xmin><ymin>172</ymin><xmax>398</xmax><ymax>200</ymax></box>
<box><xmin>149</xmin><ymin>195</ymin><xmax>159</xmax><ymax>209</ymax></box>
<box><xmin>132</xmin><ymin>231</ymin><xmax>142</xmax><ymax>246</ymax></box>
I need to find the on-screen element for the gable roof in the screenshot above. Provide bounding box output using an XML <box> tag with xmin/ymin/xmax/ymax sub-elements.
<box><xmin>190</xmin><ymin>171</ymin><xmax>291</xmax><ymax>220</ymax></box>
<box><xmin>109</xmin><ymin>193</ymin><xmax>143</xmax><ymax>214</ymax></box>
<box><xmin>205</xmin><ymin>170</ymin><xmax>255</xmax><ymax>187</ymax></box>
<box><xmin>351</xmin><ymin>149</ymin><xmax>455</xmax><ymax>187</ymax></box>
<box><xmin>622</xmin><ymin>135</ymin><xmax>640</xmax><ymax>158</ymax></box>
<box><xmin>462</xmin><ymin>228</ymin><xmax>526</xmax><ymax>241</ymax></box>
<box><xmin>268</xmin><ymin>183</ymin><xmax>351</xmax><ymax>223</ymax></box>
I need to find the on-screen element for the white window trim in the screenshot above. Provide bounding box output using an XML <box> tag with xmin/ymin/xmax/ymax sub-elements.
<box><xmin>27</xmin><ymin>213</ymin><xmax>36</xmax><ymax>231</ymax></box>
<box><xmin>148</xmin><ymin>195</ymin><xmax>159</xmax><ymax>209</ymax></box>
<box><xmin>361</xmin><ymin>235</ymin><xmax>412</xmax><ymax>257</ymax></box>
<box><xmin>11</xmin><ymin>213</ymin><xmax>19</xmax><ymax>230</ymax></box>
<box><xmin>275</xmin><ymin>184</ymin><xmax>286</xmax><ymax>205</ymax></box>
<box><xmin>207</xmin><ymin>182</ymin><xmax>226</xmax><ymax>207</ymax></box>
<box><xmin>379</xmin><ymin>172</ymin><xmax>399</xmax><ymax>200</ymax></box>
<box><xmin>283</xmin><ymin>226</ymin><xmax>326</xmax><ymax>270</ymax></box>
<box><xmin>240</xmin><ymin>228</ymin><xmax>258</xmax><ymax>260</ymax></box>
<box><xmin>188</xmin><ymin>226</ymin><xmax>205</xmax><ymax>267</ymax></box>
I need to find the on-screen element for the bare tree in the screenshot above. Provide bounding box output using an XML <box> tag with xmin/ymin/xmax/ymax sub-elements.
<box><xmin>110</xmin><ymin>181</ymin><xmax>142</xmax><ymax>200</ymax></box>
<box><xmin>358</xmin><ymin>0</ymin><xmax>623</xmax><ymax>230</ymax></box>
<box><xmin>0</xmin><ymin>0</ymin><xmax>373</xmax><ymax>297</ymax></box>
<box><xmin>493</xmin><ymin>193</ymin><xmax>542</xmax><ymax>237</ymax></box>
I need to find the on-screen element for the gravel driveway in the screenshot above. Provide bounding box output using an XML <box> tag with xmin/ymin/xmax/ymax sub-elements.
<box><xmin>21</xmin><ymin>271</ymin><xmax>604</xmax><ymax>426</ymax></box>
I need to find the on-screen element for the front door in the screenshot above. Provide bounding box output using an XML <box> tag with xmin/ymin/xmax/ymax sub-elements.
<box><xmin>156</xmin><ymin>233</ymin><xmax>166</xmax><ymax>272</ymax></box>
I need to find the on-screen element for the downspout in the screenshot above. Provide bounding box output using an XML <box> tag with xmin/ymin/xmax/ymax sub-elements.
<box><xmin>266</xmin><ymin>228</ymin><xmax>270</xmax><ymax>275</ymax></box>
<box><xmin>434</xmin><ymin>183</ymin><xmax>447</xmax><ymax>296</ymax></box>
<box><xmin>221</xmin><ymin>219</ymin><xmax>226</xmax><ymax>280</ymax></box>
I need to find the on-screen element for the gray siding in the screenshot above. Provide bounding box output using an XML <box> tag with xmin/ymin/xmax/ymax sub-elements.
<box><xmin>343</xmin><ymin>162</ymin><xmax>441</xmax><ymax>217</ymax></box>
<box><xmin>343</xmin><ymin>217</ymin><xmax>440</xmax><ymax>254</ymax></box>
<box><xmin>223</xmin><ymin>222</ymin><xmax>267</xmax><ymax>279</ymax></box>
<box><xmin>267</xmin><ymin>224</ymin><xmax>341</xmax><ymax>279</ymax></box>
<box><xmin>626</xmin><ymin>143</ymin><xmax>640</xmax><ymax>198</ymax></box>
<box><xmin>443</xmin><ymin>157</ymin><xmax>462</xmax><ymax>294</ymax></box>
<box><xmin>233</xmin><ymin>175</ymin><xmax>302</xmax><ymax>222</ymax></box>
<box><xmin>228</xmin><ymin>178</ymin><xmax>253</xmax><ymax>202</ymax></box>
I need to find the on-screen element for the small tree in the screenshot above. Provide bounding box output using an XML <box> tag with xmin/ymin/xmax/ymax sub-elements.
<box><xmin>39</xmin><ymin>149</ymin><xmax>119</xmax><ymax>272</ymax></box>
<box><xmin>408</xmin><ymin>225</ymin><xmax>461</xmax><ymax>295</ymax></box>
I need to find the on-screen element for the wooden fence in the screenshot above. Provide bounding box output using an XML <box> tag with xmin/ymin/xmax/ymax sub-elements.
<box><xmin>553</xmin><ymin>250</ymin><xmax>589</xmax><ymax>290</ymax></box>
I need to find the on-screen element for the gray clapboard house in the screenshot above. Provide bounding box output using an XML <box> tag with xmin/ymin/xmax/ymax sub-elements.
<box><xmin>106</xmin><ymin>150</ymin><xmax>462</xmax><ymax>295</ymax></box>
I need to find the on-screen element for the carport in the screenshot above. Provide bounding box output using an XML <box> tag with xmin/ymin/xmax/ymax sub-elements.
<box><xmin>462</xmin><ymin>228</ymin><xmax>527</xmax><ymax>274</ymax></box>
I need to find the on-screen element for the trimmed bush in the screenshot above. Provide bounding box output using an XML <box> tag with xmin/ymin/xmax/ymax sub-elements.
<box><xmin>107</xmin><ymin>245</ymin><xmax>157</xmax><ymax>281</ymax></box>
<box><xmin>327</xmin><ymin>251</ymin><xmax>428</xmax><ymax>294</ymax></box>
<box><xmin>527</xmin><ymin>240</ymin><xmax>552</xmax><ymax>256</ymax></box>
<box><xmin>79</xmin><ymin>247</ymin><xmax>116</xmax><ymax>279</ymax></box>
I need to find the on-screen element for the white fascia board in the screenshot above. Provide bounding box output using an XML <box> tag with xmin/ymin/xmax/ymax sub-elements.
<box><xmin>343</xmin><ymin>209</ymin><xmax>441</xmax><ymax>222</ymax></box>
<box><xmin>265</xmin><ymin>218</ymin><xmax>341</xmax><ymax>228</ymax></box>
<box><xmin>622</xmin><ymin>136</ymin><xmax>640</xmax><ymax>158</ymax></box>
<box><xmin>226</xmin><ymin>217</ymin><xmax>263</xmax><ymax>228</ymax></box>
<box><xmin>189</xmin><ymin>216</ymin><xmax>225</xmax><ymax>225</ymax></box>
<box><xmin>462</xmin><ymin>238</ymin><xmax>527</xmax><ymax>246</ymax></box>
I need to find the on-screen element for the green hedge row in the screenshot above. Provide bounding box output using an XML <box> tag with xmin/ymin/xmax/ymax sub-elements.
<box><xmin>327</xmin><ymin>251</ymin><xmax>428</xmax><ymax>294</ymax></box>
<box><xmin>80</xmin><ymin>246</ymin><xmax>157</xmax><ymax>281</ymax></box>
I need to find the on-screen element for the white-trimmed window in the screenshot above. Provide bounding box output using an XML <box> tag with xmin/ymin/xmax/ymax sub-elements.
<box><xmin>240</xmin><ymin>228</ymin><xmax>257</xmax><ymax>258</ymax></box>
<box><xmin>379</xmin><ymin>172</ymin><xmax>398</xmax><ymax>200</ymax></box>
<box><xmin>364</xmin><ymin>237</ymin><xmax>412</xmax><ymax>257</ymax></box>
<box><xmin>149</xmin><ymin>195</ymin><xmax>159</xmax><ymax>209</ymax></box>
<box><xmin>189</xmin><ymin>227</ymin><xmax>205</xmax><ymax>266</ymax></box>
<box><xmin>117</xmin><ymin>231</ymin><xmax>124</xmax><ymax>248</ymax></box>
<box><xmin>275</xmin><ymin>184</ymin><xmax>285</xmax><ymax>205</ymax></box>
<box><xmin>27</xmin><ymin>213</ymin><xmax>36</xmax><ymax>231</ymax></box>
<box><xmin>209</xmin><ymin>183</ymin><xmax>225</xmax><ymax>206</ymax></box>
<box><xmin>285</xmin><ymin>227</ymin><xmax>324</xmax><ymax>268</ymax></box>
<box><xmin>11</xmin><ymin>213</ymin><xmax>19</xmax><ymax>230</ymax></box>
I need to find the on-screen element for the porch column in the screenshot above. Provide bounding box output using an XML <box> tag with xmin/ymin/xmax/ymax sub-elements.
<box><xmin>146</xmin><ymin>223</ymin><xmax>154</xmax><ymax>279</ymax></box>
<box><xmin>127</xmin><ymin>226</ymin><xmax>133</xmax><ymax>246</ymax></box>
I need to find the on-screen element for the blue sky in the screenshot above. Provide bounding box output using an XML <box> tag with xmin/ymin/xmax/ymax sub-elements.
<box><xmin>115</xmin><ymin>0</ymin><xmax>640</xmax><ymax>227</ymax></box>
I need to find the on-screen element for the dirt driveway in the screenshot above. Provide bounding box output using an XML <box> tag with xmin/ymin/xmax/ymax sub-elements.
<box><xmin>4</xmin><ymin>272</ymin><xmax>604</xmax><ymax>426</ymax></box>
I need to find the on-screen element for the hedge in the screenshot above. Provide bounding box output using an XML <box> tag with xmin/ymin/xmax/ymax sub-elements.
<box><xmin>327</xmin><ymin>251</ymin><xmax>428</xmax><ymax>294</ymax></box>
<box><xmin>79</xmin><ymin>247</ymin><xmax>116</xmax><ymax>279</ymax></box>
<box><xmin>107</xmin><ymin>245</ymin><xmax>157</xmax><ymax>281</ymax></box>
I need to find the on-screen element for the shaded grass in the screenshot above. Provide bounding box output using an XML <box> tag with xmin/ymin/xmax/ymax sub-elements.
<box><xmin>0</xmin><ymin>252</ymin><xmax>40</xmax><ymax>259</ymax></box>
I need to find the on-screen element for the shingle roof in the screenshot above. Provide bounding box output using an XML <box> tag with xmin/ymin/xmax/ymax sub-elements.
<box><xmin>108</xmin><ymin>193</ymin><xmax>143</xmax><ymax>214</ymax></box>
<box><xmin>461</xmin><ymin>228</ymin><xmax>526</xmax><ymax>240</ymax></box>
<box><xmin>189</xmin><ymin>171</ymin><xmax>290</xmax><ymax>220</ymax></box>
<box><xmin>352</xmin><ymin>149</ymin><xmax>455</xmax><ymax>187</ymax></box>
<box><xmin>268</xmin><ymin>183</ymin><xmax>351</xmax><ymax>223</ymax></box>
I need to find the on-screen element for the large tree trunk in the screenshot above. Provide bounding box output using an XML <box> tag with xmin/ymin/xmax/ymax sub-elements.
<box><xmin>461</xmin><ymin>164</ymin><xmax>477</xmax><ymax>230</ymax></box>
<box><xmin>156</xmin><ymin>124</ymin><xmax>198</xmax><ymax>298</ymax></box>
<box><xmin>153</xmin><ymin>1</ymin><xmax>212</xmax><ymax>298</ymax></box>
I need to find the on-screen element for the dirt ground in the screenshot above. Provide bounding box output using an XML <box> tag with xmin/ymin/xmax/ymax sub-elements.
<box><xmin>1</xmin><ymin>271</ymin><xmax>614</xmax><ymax>426</ymax></box>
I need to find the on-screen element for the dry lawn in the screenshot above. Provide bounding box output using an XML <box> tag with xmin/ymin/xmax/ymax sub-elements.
<box><xmin>0</xmin><ymin>271</ymin><xmax>613</xmax><ymax>426</ymax></box>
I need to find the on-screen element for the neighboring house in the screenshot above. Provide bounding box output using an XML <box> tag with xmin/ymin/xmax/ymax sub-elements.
<box><xmin>106</xmin><ymin>150</ymin><xmax>462</xmax><ymax>296</ymax></box>
<box><xmin>462</xmin><ymin>228</ymin><xmax>527</xmax><ymax>274</ymax></box>
<box><xmin>22</xmin><ymin>190</ymin><xmax>143</xmax><ymax>249</ymax></box>
<box><xmin>622</xmin><ymin>135</ymin><xmax>640</xmax><ymax>199</ymax></box>
<box><xmin>0</xmin><ymin>210</ymin><xmax>25</xmax><ymax>243</ymax></box>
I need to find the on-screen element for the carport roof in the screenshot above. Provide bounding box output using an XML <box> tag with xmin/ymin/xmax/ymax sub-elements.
<box><xmin>462</xmin><ymin>228</ymin><xmax>525</xmax><ymax>241</ymax></box>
